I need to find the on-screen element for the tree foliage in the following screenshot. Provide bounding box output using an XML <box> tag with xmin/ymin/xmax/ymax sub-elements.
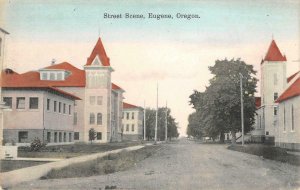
<box><xmin>187</xmin><ymin>58</ymin><xmax>257</xmax><ymax>143</ymax></box>
<box><xmin>89</xmin><ymin>128</ymin><xmax>96</xmax><ymax>144</ymax></box>
<box><xmin>144</xmin><ymin>107</ymin><xmax>179</xmax><ymax>141</ymax></box>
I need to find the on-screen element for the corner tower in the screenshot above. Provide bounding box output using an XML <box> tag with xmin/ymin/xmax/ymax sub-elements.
<box><xmin>84</xmin><ymin>38</ymin><xmax>114</xmax><ymax>142</ymax></box>
<box><xmin>261</xmin><ymin>39</ymin><xmax>287</xmax><ymax>139</ymax></box>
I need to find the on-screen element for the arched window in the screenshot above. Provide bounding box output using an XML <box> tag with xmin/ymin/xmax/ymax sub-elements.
<box><xmin>97</xmin><ymin>113</ymin><xmax>102</xmax><ymax>125</ymax></box>
<box><xmin>90</xmin><ymin>113</ymin><xmax>95</xmax><ymax>124</ymax></box>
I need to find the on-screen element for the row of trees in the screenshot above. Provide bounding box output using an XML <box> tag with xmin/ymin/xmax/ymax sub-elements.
<box><xmin>145</xmin><ymin>107</ymin><xmax>179</xmax><ymax>141</ymax></box>
<box><xmin>88</xmin><ymin>107</ymin><xmax>179</xmax><ymax>143</ymax></box>
<box><xmin>187</xmin><ymin>58</ymin><xmax>258</xmax><ymax>143</ymax></box>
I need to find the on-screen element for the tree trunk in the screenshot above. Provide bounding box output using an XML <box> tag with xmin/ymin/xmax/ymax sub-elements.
<box><xmin>231</xmin><ymin>132</ymin><xmax>236</xmax><ymax>144</ymax></box>
<box><xmin>219</xmin><ymin>132</ymin><xmax>225</xmax><ymax>143</ymax></box>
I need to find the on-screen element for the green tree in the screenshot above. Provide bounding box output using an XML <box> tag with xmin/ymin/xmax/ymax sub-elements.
<box><xmin>89</xmin><ymin>128</ymin><xmax>96</xmax><ymax>144</ymax></box>
<box><xmin>144</xmin><ymin>107</ymin><xmax>179</xmax><ymax>141</ymax></box>
<box><xmin>188</xmin><ymin>58</ymin><xmax>257</xmax><ymax>143</ymax></box>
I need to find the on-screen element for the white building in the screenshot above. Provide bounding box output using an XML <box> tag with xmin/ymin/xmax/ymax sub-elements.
<box><xmin>1</xmin><ymin>38</ymin><xmax>124</xmax><ymax>144</ymax></box>
<box><xmin>0</xmin><ymin>28</ymin><xmax>9</xmax><ymax>158</ymax></box>
<box><xmin>275</xmin><ymin>72</ymin><xmax>300</xmax><ymax>149</ymax></box>
<box><xmin>122</xmin><ymin>102</ymin><xmax>143</xmax><ymax>141</ymax></box>
<box><xmin>252</xmin><ymin>39</ymin><xmax>299</xmax><ymax>147</ymax></box>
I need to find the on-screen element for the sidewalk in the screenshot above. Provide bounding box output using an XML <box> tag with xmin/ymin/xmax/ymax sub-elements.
<box><xmin>13</xmin><ymin>157</ymin><xmax>63</xmax><ymax>162</ymax></box>
<box><xmin>0</xmin><ymin>145</ymin><xmax>144</xmax><ymax>188</ymax></box>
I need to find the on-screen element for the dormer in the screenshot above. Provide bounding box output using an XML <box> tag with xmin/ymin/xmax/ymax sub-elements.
<box><xmin>39</xmin><ymin>69</ymin><xmax>71</xmax><ymax>81</ymax></box>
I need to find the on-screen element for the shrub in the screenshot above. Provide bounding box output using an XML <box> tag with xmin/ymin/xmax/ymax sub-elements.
<box><xmin>30</xmin><ymin>138</ymin><xmax>47</xmax><ymax>152</ymax></box>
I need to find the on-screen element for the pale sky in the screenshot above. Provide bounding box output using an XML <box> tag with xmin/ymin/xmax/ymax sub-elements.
<box><xmin>1</xmin><ymin>0</ymin><xmax>300</xmax><ymax>136</ymax></box>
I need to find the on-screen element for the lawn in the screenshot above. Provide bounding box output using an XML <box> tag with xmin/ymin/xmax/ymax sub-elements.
<box><xmin>41</xmin><ymin>145</ymin><xmax>160</xmax><ymax>179</ymax></box>
<box><xmin>0</xmin><ymin>160</ymin><xmax>50</xmax><ymax>172</ymax></box>
<box><xmin>228</xmin><ymin>144</ymin><xmax>300</xmax><ymax>166</ymax></box>
<box><xmin>18</xmin><ymin>141</ymin><xmax>143</xmax><ymax>159</ymax></box>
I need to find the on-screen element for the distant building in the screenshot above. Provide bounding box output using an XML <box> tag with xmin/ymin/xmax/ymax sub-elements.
<box><xmin>253</xmin><ymin>39</ymin><xmax>299</xmax><ymax>149</ymax></box>
<box><xmin>122</xmin><ymin>102</ymin><xmax>143</xmax><ymax>141</ymax></box>
<box><xmin>1</xmin><ymin>38</ymin><xmax>124</xmax><ymax>144</ymax></box>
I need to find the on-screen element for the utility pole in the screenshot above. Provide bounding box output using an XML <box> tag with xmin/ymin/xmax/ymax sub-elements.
<box><xmin>155</xmin><ymin>83</ymin><xmax>158</xmax><ymax>144</ymax></box>
<box><xmin>165</xmin><ymin>101</ymin><xmax>168</xmax><ymax>142</ymax></box>
<box><xmin>144</xmin><ymin>100</ymin><xmax>146</xmax><ymax>141</ymax></box>
<box><xmin>239</xmin><ymin>73</ymin><xmax>244</xmax><ymax>146</ymax></box>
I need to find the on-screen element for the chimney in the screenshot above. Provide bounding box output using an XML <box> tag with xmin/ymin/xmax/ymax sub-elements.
<box><xmin>51</xmin><ymin>59</ymin><xmax>56</xmax><ymax>65</ymax></box>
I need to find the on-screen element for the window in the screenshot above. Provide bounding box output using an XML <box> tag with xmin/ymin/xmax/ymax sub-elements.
<box><xmin>90</xmin><ymin>113</ymin><xmax>95</xmax><ymax>124</ymax></box>
<box><xmin>29</xmin><ymin>97</ymin><xmax>38</xmax><ymax>109</ymax></box>
<box><xmin>97</xmin><ymin>96</ymin><xmax>103</xmax><ymax>105</ymax></box>
<box><xmin>132</xmin><ymin>112</ymin><xmax>135</xmax><ymax>120</ymax></box>
<box><xmin>47</xmin><ymin>132</ymin><xmax>51</xmax><ymax>143</ymax></box>
<box><xmin>97</xmin><ymin>113</ymin><xmax>102</xmax><ymax>125</ymax></box>
<box><xmin>54</xmin><ymin>132</ymin><xmax>58</xmax><ymax>142</ymax></box>
<box><xmin>291</xmin><ymin>105</ymin><xmax>295</xmax><ymax>131</ymax></box>
<box><xmin>50</xmin><ymin>73</ymin><xmax>55</xmax><ymax>80</ymax></box>
<box><xmin>274</xmin><ymin>92</ymin><xmax>278</xmax><ymax>101</ymax></box>
<box><xmin>273</xmin><ymin>107</ymin><xmax>278</xmax><ymax>116</ymax></box>
<box><xmin>54</xmin><ymin>101</ymin><xmax>57</xmax><ymax>112</ymax></box>
<box><xmin>69</xmin><ymin>133</ymin><xmax>72</xmax><ymax>142</ymax></box>
<box><xmin>47</xmin><ymin>99</ymin><xmax>50</xmax><ymax>111</ymax></box>
<box><xmin>41</xmin><ymin>73</ymin><xmax>47</xmax><ymax>80</ymax></box>
<box><xmin>266</xmin><ymin>131</ymin><xmax>269</xmax><ymax>135</ymax></box>
<box><xmin>57</xmin><ymin>73</ymin><xmax>63</xmax><ymax>80</ymax></box>
<box><xmin>74</xmin><ymin>132</ymin><xmax>79</xmax><ymax>140</ymax></box>
<box><xmin>3</xmin><ymin>97</ymin><xmax>12</xmax><ymax>108</ymax></box>
<box><xmin>16</xmin><ymin>97</ymin><xmax>25</xmax><ymax>109</ymax></box>
<box><xmin>283</xmin><ymin>105</ymin><xmax>286</xmax><ymax>131</ymax></box>
<box><xmin>64</xmin><ymin>132</ymin><xmax>66</xmax><ymax>142</ymax></box>
<box><xmin>126</xmin><ymin>124</ymin><xmax>129</xmax><ymax>131</ymax></box>
<box><xmin>97</xmin><ymin>132</ymin><xmax>102</xmax><ymax>140</ymax></box>
<box><xmin>69</xmin><ymin>105</ymin><xmax>71</xmax><ymax>115</ymax></box>
<box><xmin>132</xmin><ymin>124</ymin><xmax>135</xmax><ymax>132</ymax></box>
<box><xmin>59</xmin><ymin>102</ymin><xmax>61</xmax><ymax>113</ymax></box>
<box><xmin>90</xmin><ymin>96</ymin><xmax>95</xmax><ymax>105</ymax></box>
<box><xmin>59</xmin><ymin>132</ymin><xmax>62</xmax><ymax>142</ymax></box>
<box><xmin>274</xmin><ymin>73</ymin><xmax>278</xmax><ymax>85</ymax></box>
<box><xmin>73</xmin><ymin>112</ymin><xmax>77</xmax><ymax>125</ymax></box>
<box><xmin>126</xmin><ymin>113</ymin><xmax>129</xmax><ymax>120</ymax></box>
<box><xmin>18</xmin><ymin>131</ymin><xmax>28</xmax><ymax>143</ymax></box>
<box><xmin>63</xmin><ymin>103</ymin><xmax>66</xmax><ymax>114</ymax></box>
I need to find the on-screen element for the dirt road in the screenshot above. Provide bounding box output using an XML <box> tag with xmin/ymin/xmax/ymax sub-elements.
<box><xmin>10</xmin><ymin>139</ymin><xmax>300</xmax><ymax>190</ymax></box>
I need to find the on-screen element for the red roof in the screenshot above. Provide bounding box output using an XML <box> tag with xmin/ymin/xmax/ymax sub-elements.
<box><xmin>255</xmin><ymin>97</ymin><xmax>261</xmax><ymax>108</ymax></box>
<box><xmin>86</xmin><ymin>38</ymin><xmax>110</xmax><ymax>66</ymax></box>
<box><xmin>112</xmin><ymin>83</ymin><xmax>124</xmax><ymax>91</ymax></box>
<box><xmin>276</xmin><ymin>76</ymin><xmax>300</xmax><ymax>103</ymax></box>
<box><xmin>1</xmin><ymin>62</ymin><xmax>85</xmax><ymax>87</ymax></box>
<box><xmin>263</xmin><ymin>40</ymin><xmax>287</xmax><ymax>62</ymax></box>
<box><xmin>123</xmin><ymin>102</ymin><xmax>141</xmax><ymax>109</ymax></box>
<box><xmin>287</xmin><ymin>71</ymin><xmax>300</xmax><ymax>83</ymax></box>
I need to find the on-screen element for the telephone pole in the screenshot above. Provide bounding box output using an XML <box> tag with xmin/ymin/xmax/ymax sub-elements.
<box><xmin>239</xmin><ymin>73</ymin><xmax>244</xmax><ymax>146</ymax></box>
<box><xmin>144</xmin><ymin>100</ymin><xmax>146</xmax><ymax>141</ymax></box>
<box><xmin>155</xmin><ymin>83</ymin><xmax>158</xmax><ymax>144</ymax></box>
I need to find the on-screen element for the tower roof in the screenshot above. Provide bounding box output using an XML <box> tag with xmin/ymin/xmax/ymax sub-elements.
<box><xmin>85</xmin><ymin>37</ymin><xmax>110</xmax><ymax>66</ymax></box>
<box><xmin>263</xmin><ymin>40</ymin><xmax>287</xmax><ymax>62</ymax></box>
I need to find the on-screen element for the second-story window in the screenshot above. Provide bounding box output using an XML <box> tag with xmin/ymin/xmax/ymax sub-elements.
<box><xmin>126</xmin><ymin>112</ymin><xmax>129</xmax><ymax>120</ymax></box>
<box><xmin>59</xmin><ymin>102</ymin><xmax>62</xmax><ymax>113</ymax></box>
<box><xmin>90</xmin><ymin>113</ymin><xmax>95</xmax><ymax>124</ymax></box>
<box><xmin>73</xmin><ymin>112</ymin><xmax>77</xmax><ymax>125</ymax></box>
<box><xmin>97</xmin><ymin>96</ymin><xmax>102</xmax><ymax>105</ymax></box>
<box><xmin>47</xmin><ymin>99</ymin><xmax>50</xmax><ymax>111</ymax></box>
<box><xmin>3</xmin><ymin>97</ymin><xmax>12</xmax><ymax>108</ymax></box>
<box><xmin>16</xmin><ymin>97</ymin><xmax>25</xmax><ymax>109</ymax></box>
<box><xmin>63</xmin><ymin>103</ymin><xmax>66</xmax><ymax>114</ymax></box>
<box><xmin>97</xmin><ymin>113</ymin><xmax>102</xmax><ymax>125</ymax></box>
<box><xmin>132</xmin><ymin>112</ymin><xmax>135</xmax><ymax>120</ymax></box>
<box><xmin>274</xmin><ymin>92</ymin><xmax>278</xmax><ymax>101</ymax></box>
<box><xmin>273</xmin><ymin>107</ymin><xmax>278</xmax><ymax>116</ymax></box>
<box><xmin>54</xmin><ymin>101</ymin><xmax>57</xmax><ymax>112</ymax></box>
<box><xmin>29</xmin><ymin>97</ymin><xmax>39</xmax><ymax>109</ymax></box>
<box><xmin>69</xmin><ymin>105</ymin><xmax>71</xmax><ymax>115</ymax></box>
